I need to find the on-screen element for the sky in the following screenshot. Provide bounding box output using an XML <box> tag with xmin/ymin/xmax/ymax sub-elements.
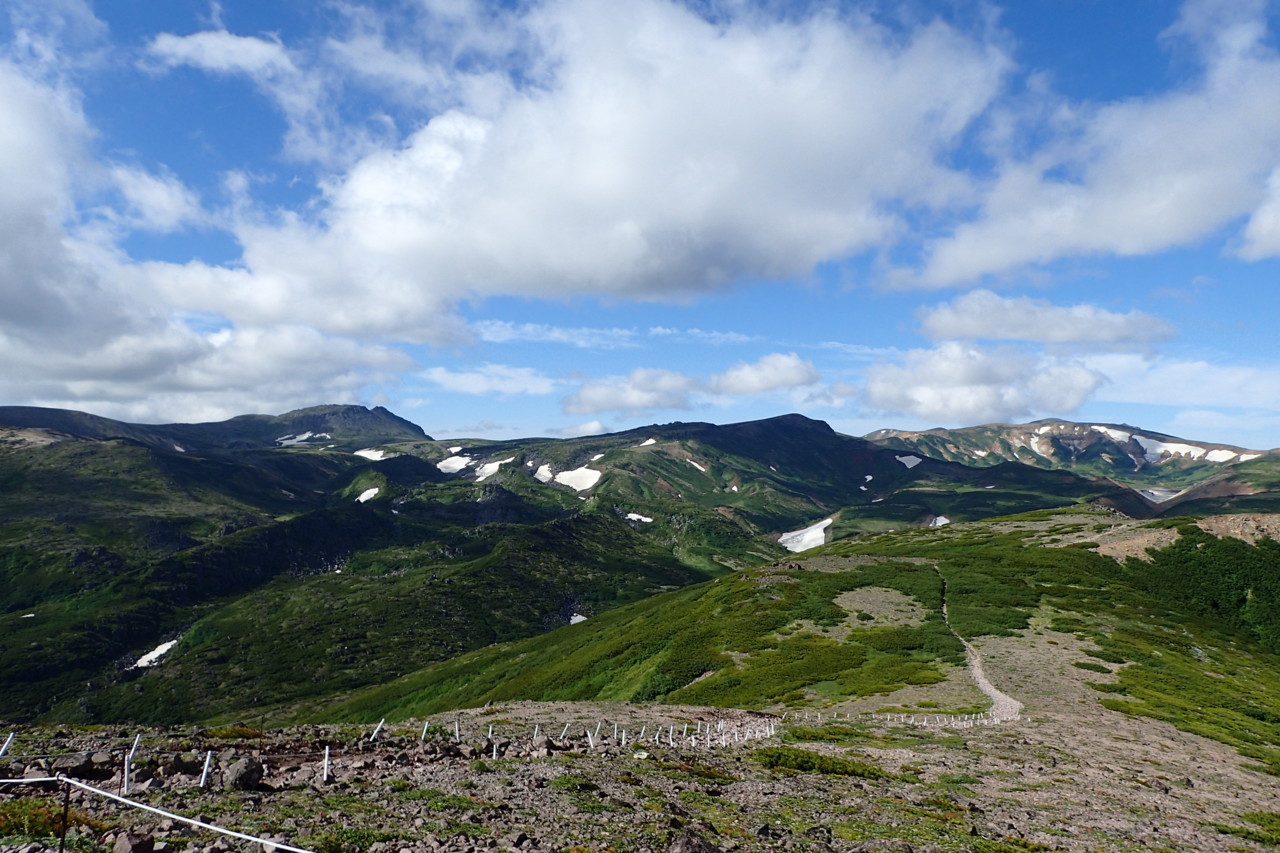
<box><xmin>3</xmin><ymin>0</ymin><xmax>1280</xmax><ymax>447</ymax></box>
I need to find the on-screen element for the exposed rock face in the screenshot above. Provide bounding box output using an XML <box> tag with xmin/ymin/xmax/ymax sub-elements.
<box><xmin>223</xmin><ymin>757</ymin><xmax>263</xmax><ymax>790</ymax></box>
<box><xmin>1198</xmin><ymin>512</ymin><xmax>1280</xmax><ymax>544</ymax></box>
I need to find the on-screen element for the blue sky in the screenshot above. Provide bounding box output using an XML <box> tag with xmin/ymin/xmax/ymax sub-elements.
<box><xmin>4</xmin><ymin>0</ymin><xmax>1280</xmax><ymax>447</ymax></box>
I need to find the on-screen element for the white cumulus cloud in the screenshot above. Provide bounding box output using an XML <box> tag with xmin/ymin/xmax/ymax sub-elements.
<box><xmin>709</xmin><ymin>353</ymin><xmax>820</xmax><ymax>395</ymax></box>
<box><xmin>913</xmin><ymin>0</ymin><xmax>1280</xmax><ymax>285</ymax></box>
<box><xmin>564</xmin><ymin>368</ymin><xmax>698</xmax><ymax>415</ymax></box>
<box><xmin>865</xmin><ymin>341</ymin><xmax>1103</xmax><ymax>424</ymax></box>
<box><xmin>147</xmin><ymin>0</ymin><xmax>1007</xmax><ymax>342</ymax></box>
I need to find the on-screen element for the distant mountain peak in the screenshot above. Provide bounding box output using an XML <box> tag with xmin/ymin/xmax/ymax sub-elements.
<box><xmin>865</xmin><ymin>418</ymin><xmax>1262</xmax><ymax>491</ymax></box>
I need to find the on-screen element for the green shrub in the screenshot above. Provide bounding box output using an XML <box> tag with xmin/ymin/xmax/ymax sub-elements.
<box><xmin>1072</xmin><ymin>661</ymin><xmax>1111</xmax><ymax>674</ymax></box>
<box><xmin>753</xmin><ymin>746</ymin><xmax>899</xmax><ymax>780</ymax></box>
<box><xmin>0</xmin><ymin>798</ymin><xmax>103</xmax><ymax>838</ymax></box>
<box><xmin>1211</xmin><ymin>811</ymin><xmax>1280</xmax><ymax>846</ymax></box>
<box><xmin>310</xmin><ymin>827</ymin><xmax>393</xmax><ymax>853</ymax></box>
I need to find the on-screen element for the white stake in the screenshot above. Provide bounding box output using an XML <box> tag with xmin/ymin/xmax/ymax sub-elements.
<box><xmin>128</xmin><ymin>733</ymin><xmax>142</xmax><ymax>762</ymax></box>
<box><xmin>369</xmin><ymin>718</ymin><xmax>385</xmax><ymax>742</ymax></box>
<box><xmin>123</xmin><ymin>755</ymin><xmax>131</xmax><ymax>795</ymax></box>
<box><xmin>454</xmin><ymin>720</ymin><xmax>461</xmax><ymax>741</ymax></box>
<box><xmin>559</xmin><ymin>723</ymin><xmax>570</xmax><ymax>740</ymax></box>
<box><xmin>638</xmin><ymin>725</ymin><xmax>646</xmax><ymax>739</ymax></box>
<box><xmin>0</xmin><ymin>732</ymin><xmax>12</xmax><ymax>757</ymax></box>
<box><xmin>492</xmin><ymin>741</ymin><xmax>499</xmax><ymax>760</ymax></box>
<box><xmin>487</xmin><ymin>724</ymin><xmax>494</xmax><ymax>740</ymax></box>
<box><xmin>323</xmin><ymin>746</ymin><xmax>330</xmax><ymax>782</ymax></box>
<box><xmin>199</xmin><ymin>751</ymin><xmax>213</xmax><ymax>788</ymax></box>
<box><xmin>620</xmin><ymin>730</ymin><xmax>627</xmax><ymax>747</ymax></box>
<box><xmin>421</xmin><ymin>720</ymin><xmax>430</xmax><ymax>742</ymax></box>
<box><xmin>593</xmin><ymin>721</ymin><xmax>602</xmax><ymax>739</ymax></box>
<box><xmin>533</xmin><ymin>724</ymin><xmax>540</xmax><ymax>740</ymax></box>
<box><xmin>586</xmin><ymin>730</ymin><xmax>594</xmax><ymax>749</ymax></box>
<box><xmin>612</xmin><ymin>722</ymin><xmax>618</xmax><ymax>739</ymax></box>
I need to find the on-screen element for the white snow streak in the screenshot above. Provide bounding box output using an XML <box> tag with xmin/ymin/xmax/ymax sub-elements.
<box><xmin>133</xmin><ymin>639</ymin><xmax>179</xmax><ymax>668</ymax></box>
<box><xmin>625</xmin><ymin>512</ymin><xmax>654</xmax><ymax>523</ymax></box>
<box><xmin>896</xmin><ymin>455</ymin><xmax>922</xmax><ymax>469</ymax></box>
<box><xmin>355</xmin><ymin>448</ymin><xmax>391</xmax><ymax>461</ymax></box>
<box><xmin>356</xmin><ymin>487</ymin><xmax>380</xmax><ymax>503</ymax></box>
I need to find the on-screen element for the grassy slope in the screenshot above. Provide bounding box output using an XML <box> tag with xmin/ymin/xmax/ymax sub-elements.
<box><xmin>311</xmin><ymin>556</ymin><xmax>964</xmax><ymax>724</ymax></box>
<box><xmin>314</xmin><ymin>507</ymin><xmax>1280</xmax><ymax>776</ymax></box>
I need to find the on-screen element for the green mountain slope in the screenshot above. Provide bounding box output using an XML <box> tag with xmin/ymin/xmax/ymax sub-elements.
<box><xmin>314</xmin><ymin>507</ymin><xmax>1280</xmax><ymax>776</ymax></box>
<box><xmin>0</xmin><ymin>406</ymin><xmax>1167</xmax><ymax>724</ymax></box>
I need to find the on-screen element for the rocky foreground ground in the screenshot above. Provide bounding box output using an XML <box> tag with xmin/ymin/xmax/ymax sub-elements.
<box><xmin>2</xmin><ymin>690</ymin><xmax>1279</xmax><ymax>853</ymax></box>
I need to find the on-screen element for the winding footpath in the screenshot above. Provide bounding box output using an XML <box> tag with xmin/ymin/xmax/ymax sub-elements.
<box><xmin>941</xmin><ymin>592</ymin><xmax>1024</xmax><ymax>724</ymax></box>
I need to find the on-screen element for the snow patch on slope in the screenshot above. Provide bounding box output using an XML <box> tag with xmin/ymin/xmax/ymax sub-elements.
<box><xmin>779</xmin><ymin>518</ymin><xmax>833</xmax><ymax>553</ymax></box>
<box><xmin>625</xmin><ymin>512</ymin><xmax>654</xmax><ymax>523</ymax></box>
<box><xmin>277</xmin><ymin>431</ymin><xmax>332</xmax><ymax>447</ymax></box>
<box><xmin>356</xmin><ymin>487</ymin><xmax>380</xmax><ymax>503</ymax></box>
<box><xmin>476</xmin><ymin>456</ymin><xmax>516</xmax><ymax>481</ymax></box>
<box><xmin>555</xmin><ymin>467</ymin><xmax>602</xmax><ymax>491</ymax></box>
<box><xmin>534</xmin><ymin>464</ymin><xmax>554</xmax><ymax>483</ymax></box>
<box><xmin>1091</xmin><ymin>425</ymin><xmax>1132</xmax><ymax>444</ymax></box>
<box><xmin>687</xmin><ymin>459</ymin><xmax>706</xmax><ymax>472</ymax></box>
<box><xmin>437</xmin><ymin>455</ymin><xmax>472</xmax><ymax>473</ymax></box>
<box><xmin>637</xmin><ymin>438</ymin><xmax>656</xmax><ymax>447</ymax></box>
<box><xmin>1132</xmin><ymin>435</ymin><xmax>1209</xmax><ymax>462</ymax></box>
<box><xmin>355</xmin><ymin>448</ymin><xmax>392</xmax><ymax>461</ymax></box>
<box><xmin>896</xmin><ymin>455</ymin><xmax>922</xmax><ymax>469</ymax></box>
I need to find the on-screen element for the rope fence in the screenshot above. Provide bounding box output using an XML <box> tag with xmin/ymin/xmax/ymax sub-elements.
<box><xmin>0</xmin><ymin>774</ymin><xmax>316</xmax><ymax>853</ymax></box>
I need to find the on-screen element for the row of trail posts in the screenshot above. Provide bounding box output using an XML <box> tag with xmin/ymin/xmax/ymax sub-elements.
<box><xmin>0</xmin><ymin>706</ymin><xmax>1023</xmax><ymax>789</ymax></box>
<box><xmin>0</xmin><ymin>706</ymin><xmax>1021</xmax><ymax>796</ymax></box>
<box><xmin>0</xmin><ymin>709</ymin><xmax>1020</xmax><ymax>853</ymax></box>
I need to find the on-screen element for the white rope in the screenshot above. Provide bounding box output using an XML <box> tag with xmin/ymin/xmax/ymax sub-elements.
<box><xmin>0</xmin><ymin>776</ymin><xmax>316</xmax><ymax>853</ymax></box>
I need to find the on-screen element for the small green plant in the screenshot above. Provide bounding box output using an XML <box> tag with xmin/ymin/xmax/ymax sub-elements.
<box><xmin>549</xmin><ymin>774</ymin><xmax>598</xmax><ymax>793</ymax></box>
<box><xmin>309</xmin><ymin>826</ymin><xmax>393</xmax><ymax>853</ymax></box>
<box><xmin>205</xmin><ymin>724</ymin><xmax>263</xmax><ymax>739</ymax></box>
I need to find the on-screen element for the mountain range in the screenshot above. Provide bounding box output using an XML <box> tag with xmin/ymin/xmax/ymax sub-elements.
<box><xmin>1</xmin><ymin>404</ymin><xmax>1278</xmax><ymax>730</ymax></box>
